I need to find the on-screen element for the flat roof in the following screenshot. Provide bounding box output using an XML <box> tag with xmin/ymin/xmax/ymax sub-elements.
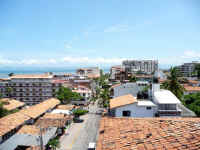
<box><xmin>137</xmin><ymin>101</ymin><xmax>156</xmax><ymax>107</ymax></box>
<box><xmin>153</xmin><ymin>90</ymin><xmax>181</xmax><ymax>104</ymax></box>
<box><xmin>10</xmin><ymin>74</ymin><xmax>53</xmax><ymax>79</ymax></box>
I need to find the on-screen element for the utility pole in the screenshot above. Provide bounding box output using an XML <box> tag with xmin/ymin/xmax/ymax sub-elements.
<box><xmin>39</xmin><ymin>126</ymin><xmax>44</xmax><ymax>150</ymax></box>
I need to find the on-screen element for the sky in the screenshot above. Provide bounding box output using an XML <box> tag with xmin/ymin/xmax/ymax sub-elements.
<box><xmin>0</xmin><ymin>0</ymin><xmax>200</xmax><ymax>69</ymax></box>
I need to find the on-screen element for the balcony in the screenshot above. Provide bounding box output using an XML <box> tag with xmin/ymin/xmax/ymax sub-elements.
<box><xmin>157</xmin><ymin>109</ymin><xmax>182</xmax><ymax>116</ymax></box>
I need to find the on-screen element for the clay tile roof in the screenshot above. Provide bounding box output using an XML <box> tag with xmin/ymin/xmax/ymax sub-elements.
<box><xmin>10</xmin><ymin>74</ymin><xmax>52</xmax><ymax>79</ymax></box>
<box><xmin>43</xmin><ymin>113</ymin><xmax>65</xmax><ymax>119</ymax></box>
<box><xmin>110</xmin><ymin>83</ymin><xmax>121</xmax><ymax>89</ymax></box>
<box><xmin>1</xmin><ymin>98</ymin><xmax>25</xmax><ymax>111</ymax></box>
<box><xmin>26</xmin><ymin>146</ymin><xmax>41</xmax><ymax>150</ymax></box>
<box><xmin>188</xmin><ymin>80</ymin><xmax>199</xmax><ymax>84</ymax></box>
<box><xmin>57</xmin><ymin>104</ymin><xmax>75</xmax><ymax>110</ymax></box>
<box><xmin>0</xmin><ymin>112</ymin><xmax>30</xmax><ymax>137</ymax></box>
<box><xmin>17</xmin><ymin>125</ymin><xmax>40</xmax><ymax>135</ymax></box>
<box><xmin>183</xmin><ymin>84</ymin><xmax>200</xmax><ymax>92</ymax></box>
<box><xmin>20</xmin><ymin>98</ymin><xmax>60</xmax><ymax>119</ymax></box>
<box><xmin>35</xmin><ymin>114</ymin><xmax>72</xmax><ymax>128</ymax></box>
<box><xmin>87</xmin><ymin>73</ymin><xmax>100</xmax><ymax>79</ymax></box>
<box><xmin>110</xmin><ymin>94</ymin><xmax>137</xmax><ymax>109</ymax></box>
<box><xmin>96</xmin><ymin>117</ymin><xmax>200</xmax><ymax>150</ymax></box>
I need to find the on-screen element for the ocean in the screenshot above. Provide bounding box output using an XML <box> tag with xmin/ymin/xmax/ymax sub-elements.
<box><xmin>0</xmin><ymin>68</ymin><xmax>110</xmax><ymax>78</ymax></box>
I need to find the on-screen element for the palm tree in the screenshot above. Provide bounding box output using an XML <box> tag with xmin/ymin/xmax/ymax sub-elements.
<box><xmin>6</xmin><ymin>87</ymin><xmax>13</xmax><ymax>98</ymax></box>
<box><xmin>161</xmin><ymin>67</ymin><xmax>185</xmax><ymax>100</ymax></box>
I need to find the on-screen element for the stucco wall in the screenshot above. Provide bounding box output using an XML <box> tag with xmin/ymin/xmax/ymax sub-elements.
<box><xmin>114</xmin><ymin>103</ymin><xmax>157</xmax><ymax>117</ymax></box>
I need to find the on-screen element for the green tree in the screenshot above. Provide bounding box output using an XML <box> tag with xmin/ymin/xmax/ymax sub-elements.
<box><xmin>99</xmin><ymin>88</ymin><xmax>110</xmax><ymax>108</ymax></box>
<box><xmin>194</xmin><ymin>64</ymin><xmax>200</xmax><ymax>79</ymax></box>
<box><xmin>161</xmin><ymin>67</ymin><xmax>185</xmax><ymax>100</ymax></box>
<box><xmin>129</xmin><ymin>75</ymin><xmax>137</xmax><ymax>82</ymax></box>
<box><xmin>47</xmin><ymin>137</ymin><xmax>60</xmax><ymax>150</ymax></box>
<box><xmin>6</xmin><ymin>87</ymin><xmax>13</xmax><ymax>98</ymax></box>
<box><xmin>0</xmin><ymin>102</ymin><xmax>9</xmax><ymax>118</ymax></box>
<box><xmin>56</xmin><ymin>87</ymin><xmax>82</xmax><ymax>104</ymax></box>
<box><xmin>182</xmin><ymin>93</ymin><xmax>200</xmax><ymax>116</ymax></box>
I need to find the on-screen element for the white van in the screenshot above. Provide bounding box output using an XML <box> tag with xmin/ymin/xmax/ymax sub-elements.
<box><xmin>88</xmin><ymin>142</ymin><xmax>96</xmax><ymax>150</ymax></box>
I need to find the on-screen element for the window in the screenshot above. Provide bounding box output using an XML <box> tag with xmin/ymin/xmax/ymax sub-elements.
<box><xmin>122</xmin><ymin>111</ymin><xmax>131</xmax><ymax>117</ymax></box>
<box><xmin>26</xmin><ymin>83</ymin><xmax>29</xmax><ymax>86</ymax></box>
<box><xmin>146</xmin><ymin>107</ymin><xmax>152</xmax><ymax>110</ymax></box>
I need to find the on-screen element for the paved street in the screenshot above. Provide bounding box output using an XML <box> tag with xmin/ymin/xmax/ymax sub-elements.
<box><xmin>58</xmin><ymin>102</ymin><xmax>101</xmax><ymax>150</ymax></box>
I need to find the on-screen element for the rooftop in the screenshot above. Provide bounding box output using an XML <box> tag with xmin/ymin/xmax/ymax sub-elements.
<box><xmin>57</xmin><ymin>104</ymin><xmax>75</xmax><ymax>110</ymax></box>
<box><xmin>10</xmin><ymin>74</ymin><xmax>53</xmax><ymax>79</ymax></box>
<box><xmin>20</xmin><ymin>98</ymin><xmax>60</xmax><ymax>119</ymax></box>
<box><xmin>17</xmin><ymin>125</ymin><xmax>40</xmax><ymax>135</ymax></box>
<box><xmin>184</xmin><ymin>84</ymin><xmax>200</xmax><ymax>92</ymax></box>
<box><xmin>1</xmin><ymin>98</ymin><xmax>25</xmax><ymax>111</ymax></box>
<box><xmin>110</xmin><ymin>94</ymin><xmax>137</xmax><ymax>109</ymax></box>
<box><xmin>153</xmin><ymin>90</ymin><xmax>181</xmax><ymax>104</ymax></box>
<box><xmin>137</xmin><ymin>101</ymin><xmax>156</xmax><ymax>107</ymax></box>
<box><xmin>97</xmin><ymin>117</ymin><xmax>200</xmax><ymax>150</ymax></box>
<box><xmin>0</xmin><ymin>112</ymin><xmax>30</xmax><ymax>137</ymax></box>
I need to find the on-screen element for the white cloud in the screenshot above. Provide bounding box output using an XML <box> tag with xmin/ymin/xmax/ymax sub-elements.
<box><xmin>104</xmin><ymin>24</ymin><xmax>129</xmax><ymax>33</ymax></box>
<box><xmin>64</xmin><ymin>43</ymin><xmax>72</xmax><ymax>49</ymax></box>
<box><xmin>49</xmin><ymin>59</ymin><xmax>57</xmax><ymax>64</ymax></box>
<box><xmin>181</xmin><ymin>50</ymin><xmax>200</xmax><ymax>59</ymax></box>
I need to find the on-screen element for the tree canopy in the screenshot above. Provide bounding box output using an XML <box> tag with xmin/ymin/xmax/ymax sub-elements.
<box><xmin>56</xmin><ymin>87</ymin><xmax>83</xmax><ymax>104</ymax></box>
<box><xmin>182</xmin><ymin>93</ymin><xmax>200</xmax><ymax>116</ymax></box>
<box><xmin>161</xmin><ymin>67</ymin><xmax>185</xmax><ymax>100</ymax></box>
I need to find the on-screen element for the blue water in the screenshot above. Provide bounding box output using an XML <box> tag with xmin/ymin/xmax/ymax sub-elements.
<box><xmin>0</xmin><ymin>68</ymin><xmax>110</xmax><ymax>78</ymax></box>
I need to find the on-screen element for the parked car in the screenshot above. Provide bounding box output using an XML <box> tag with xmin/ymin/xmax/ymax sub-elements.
<box><xmin>88</xmin><ymin>142</ymin><xmax>96</xmax><ymax>150</ymax></box>
<box><xmin>73</xmin><ymin>117</ymin><xmax>84</xmax><ymax>123</ymax></box>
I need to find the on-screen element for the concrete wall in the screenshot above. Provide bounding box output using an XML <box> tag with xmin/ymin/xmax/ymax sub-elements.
<box><xmin>114</xmin><ymin>103</ymin><xmax>157</xmax><ymax>117</ymax></box>
<box><xmin>113</xmin><ymin>83</ymin><xmax>146</xmax><ymax>98</ymax></box>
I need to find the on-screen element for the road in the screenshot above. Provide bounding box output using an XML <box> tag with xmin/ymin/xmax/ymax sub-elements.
<box><xmin>58</xmin><ymin>102</ymin><xmax>101</xmax><ymax>150</ymax></box>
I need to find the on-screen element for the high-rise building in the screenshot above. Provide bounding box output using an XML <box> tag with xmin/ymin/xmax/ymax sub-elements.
<box><xmin>176</xmin><ymin>61</ymin><xmax>200</xmax><ymax>77</ymax></box>
<box><xmin>122</xmin><ymin>60</ymin><xmax>158</xmax><ymax>74</ymax></box>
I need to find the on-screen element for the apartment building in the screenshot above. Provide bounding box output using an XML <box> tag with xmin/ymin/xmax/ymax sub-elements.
<box><xmin>176</xmin><ymin>61</ymin><xmax>200</xmax><ymax>77</ymax></box>
<box><xmin>122</xmin><ymin>60</ymin><xmax>158</xmax><ymax>74</ymax></box>
<box><xmin>0</xmin><ymin>74</ymin><xmax>62</xmax><ymax>105</ymax></box>
<box><xmin>110</xmin><ymin>65</ymin><xmax>126</xmax><ymax>81</ymax></box>
<box><xmin>76</xmin><ymin>67</ymin><xmax>100</xmax><ymax>78</ymax></box>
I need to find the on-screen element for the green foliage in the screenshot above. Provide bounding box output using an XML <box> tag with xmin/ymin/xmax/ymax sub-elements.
<box><xmin>182</xmin><ymin>93</ymin><xmax>200</xmax><ymax>116</ymax></box>
<box><xmin>56</xmin><ymin>87</ymin><xmax>83</xmax><ymax>104</ymax></box>
<box><xmin>129</xmin><ymin>76</ymin><xmax>137</xmax><ymax>82</ymax></box>
<box><xmin>0</xmin><ymin>102</ymin><xmax>9</xmax><ymax>118</ymax></box>
<box><xmin>194</xmin><ymin>64</ymin><xmax>200</xmax><ymax>79</ymax></box>
<box><xmin>47</xmin><ymin>137</ymin><xmax>60</xmax><ymax>150</ymax></box>
<box><xmin>73</xmin><ymin>109</ymin><xmax>88</xmax><ymax>117</ymax></box>
<box><xmin>161</xmin><ymin>67</ymin><xmax>185</xmax><ymax>100</ymax></box>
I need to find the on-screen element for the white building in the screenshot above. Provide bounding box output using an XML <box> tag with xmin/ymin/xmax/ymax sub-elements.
<box><xmin>122</xmin><ymin>60</ymin><xmax>158</xmax><ymax>74</ymax></box>
<box><xmin>176</xmin><ymin>61</ymin><xmax>200</xmax><ymax>77</ymax></box>
<box><xmin>153</xmin><ymin>89</ymin><xmax>182</xmax><ymax>116</ymax></box>
<box><xmin>111</xmin><ymin>82</ymin><xmax>149</xmax><ymax>98</ymax></box>
<box><xmin>109</xmin><ymin>94</ymin><xmax>157</xmax><ymax>117</ymax></box>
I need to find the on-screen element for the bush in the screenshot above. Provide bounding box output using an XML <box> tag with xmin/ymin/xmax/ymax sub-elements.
<box><xmin>73</xmin><ymin>109</ymin><xmax>88</xmax><ymax>117</ymax></box>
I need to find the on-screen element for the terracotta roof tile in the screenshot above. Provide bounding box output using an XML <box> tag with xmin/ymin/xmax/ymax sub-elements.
<box><xmin>97</xmin><ymin>117</ymin><xmax>200</xmax><ymax>150</ymax></box>
<box><xmin>17</xmin><ymin>125</ymin><xmax>40</xmax><ymax>135</ymax></box>
<box><xmin>57</xmin><ymin>104</ymin><xmax>75</xmax><ymax>110</ymax></box>
<box><xmin>110</xmin><ymin>94</ymin><xmax>137</xmax><ymax>109</ymax></box>
<box><xmin>183</xmin><ymin>84</ymin><xmax>200</xmax><ymax>92</ymax></box>
<box><xmin>0</xmin><ymin>112</ymin><xmax>30</xmax><ymax>136</ymax></box>
<box><xmin>20</xmin><ymin>98</ymin><xmax>60</xmax><ymax>118</ymax></box>
<box><xmin>1</xmin><ymin>98</ymin><xmax>25</xmax><ymax>111</ymax></box>
<box><xmin>10</xmin><ymin>74</ymin><xmax>52</xmax><ymax>79</ymax></box>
